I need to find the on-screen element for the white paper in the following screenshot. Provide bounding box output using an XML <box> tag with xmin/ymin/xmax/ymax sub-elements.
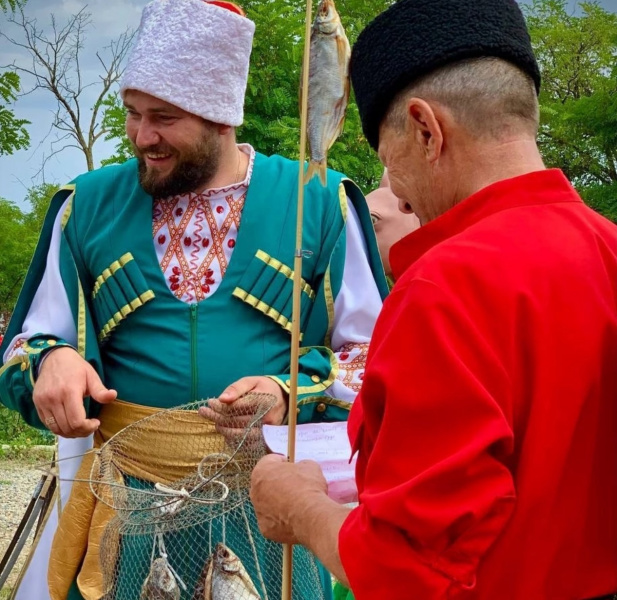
<box><xmin>262</xmin><ymin>422</ymin><xmax>358</xmax><ymax>504</ymax></box>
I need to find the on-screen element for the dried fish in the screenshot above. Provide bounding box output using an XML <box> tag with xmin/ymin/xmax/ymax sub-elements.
<box><xmin>194</xmin><ymin>543</ymin><xmax>261</xmax><ymax>600</ymax></box>
<box><xmin>304</xmin><ymin>0</ymin><xmax>351</xmax><ymax>186</ymax></box>
<box><xmin>140</xmin><ymin>556</ymin><xmax>181</xmax><ymax>600</ymax></box>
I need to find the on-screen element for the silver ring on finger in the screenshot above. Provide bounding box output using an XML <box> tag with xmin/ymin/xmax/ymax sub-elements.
<box><xmin>45</xmin><ymin>416</ymin><xmax>57</xmax><ymax>429</ymax></box>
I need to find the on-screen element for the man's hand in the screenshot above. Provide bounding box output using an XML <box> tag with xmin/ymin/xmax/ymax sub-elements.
<box><xmin>250</xmin><ymin>454</ymin><xmax>329</xmax><ymax>544</ymax></box>
<box><xmin>250</xmin><ymin>454</ymin><xmax>352</xmax><ymax>585</ymax></box>
<box><xmin>33</xmin><ymin>347</ymin><xmax>117</xmax><ymax>438</ymax></box>
<box><xmin>220</xmin><ymin>376</ymin><xmax>288</xmax><ymax>425</ymax></box>
<box><xmin>198</xmin><ymin>376</ymin><xmax>288</xmax><ymax>442</ymax></box>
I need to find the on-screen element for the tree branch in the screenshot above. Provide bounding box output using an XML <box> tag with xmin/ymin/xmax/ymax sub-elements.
<box><xmin>4</xmin><ymin>5</ymin><xmax>134</xmax><ymax>171</ymax></box>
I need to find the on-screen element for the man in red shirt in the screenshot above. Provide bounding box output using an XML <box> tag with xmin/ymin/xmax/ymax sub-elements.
<box><xmin>250</xmin><ymin>0</ymin><xmax>617</xmax><ymax>598</ymax></box>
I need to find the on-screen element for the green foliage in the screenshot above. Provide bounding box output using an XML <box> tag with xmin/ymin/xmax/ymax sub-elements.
<box><xmin>241</xmin><ymin>0</ymin><xmax>393</xmax><ymax>191</ymax></box>
<box><xmin>581</xmin><ymin>183</ymin><xmax>617</xmax><ymax>223</ymax></box>
<box><xmin>0</xmin><ymin>71</ymin><xmax>30</xmax><ymax>156</ymax></box>
<box><xmin>0</xmin><ymin>0</ymin><xmax>29</xmax><ymax>155</ymax></box>
<box><xmin>101</xmin><ymin>92</ymin><xmax>134</xmax><ymax>166</ymax></box>
<box><xmin>0</xmin><ymin>183</ymin><xmax>58</xmax><ymax>451</ymax></box>
<box><xmin>101</xmin><ymin>0</ymin><xmax>394</xmax><ymax>191</ymax></box>
<box><xmin>0</xmin><ymin>405</ymin><xmax>53</xmax><ymax>447</ymax></box>
<box><xmin>0</xmin><ymin>198</ymin><xmax>32</xmax><ymax>317</ymax></box>
<box><xmin>526</xmin><ymin>0</ymin><xmax>617</xmax><ymax>222</ymax></box>
<box><xmin>0</xmin><ymin>184</ymin><xmax>58</xmax><ymax>318</ymax></box>
<box><xmin>23</xmin><ymin>182</ymin><xmax>60</xmax><ymax>231</ymax></box>
<box><xmin>0</xmin><ymin>0</ymin><xmax>19</xmax><ymax>12</ymax></box>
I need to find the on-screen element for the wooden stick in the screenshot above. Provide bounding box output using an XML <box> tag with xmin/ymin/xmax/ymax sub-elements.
<box><xmin>281</xmin><ymin>1</ymin><xmax>313</xmax><ymax>598</ymax></box>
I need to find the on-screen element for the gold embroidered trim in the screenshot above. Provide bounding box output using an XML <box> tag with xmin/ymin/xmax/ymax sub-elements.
<box><xmin>92</xmin><ymin>252</ymin><xmax>135</xmax><ymax>298</ymax></box>
<box><xmin>269</xmin><ymin>346</ymin><xmax>338</xmax><ymax>396</ymax></box>
<box><xmin>60</xmin><ymin>185</ymin><xmax>76</xmax><ymax>231</ymax></box>
<box><xmin>296</xmin><ymin>346</ymin><xmax>338</xmax><ymax>394</ymax></box>
<box><xmin>22</xmin><ymin>340</ymin><xmax>47</xmax><ymax>355</ymax></box>
<box><xmin>323</xmin><ymin>264</ymin><xmax>335</xmax><ymax>348</ymax></box>
<box><xmin>97</xmin><ymin>290</ymin><xmax>155</xmax><ymax>342</ymax></box>
<box><xmin>0</xmin><ymin>354</ymin><xmax>30</xmax><ymax>378</ymax></box>
<box><xmin>232</xmin><ymin>287</ymin><xmax>305</xmax><ymax>341</ymax></box>
<box><xmin>297</xmin><ymin>395</ymin><xmax>352</xmax><ymax>411</ymax></box>
<box><xmin>338</xmin><ymin>182</ymin><xmax>348</xmax><ymax>222</ymax></box>
<box><xmin>254</xmin><ymin>250</ymin><xmax>316</xmax><ymax>300</ymax></box>
<box><xmin>77</xmin><ymin>279</ymin><xmax>86</xmax><ymax>356</ymax></box>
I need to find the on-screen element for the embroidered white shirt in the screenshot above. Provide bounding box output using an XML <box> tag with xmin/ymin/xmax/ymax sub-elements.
<box><xmin>152</xmin><ymin>145</ymin><xmax>255</xmax><ymax>303</ymax></box>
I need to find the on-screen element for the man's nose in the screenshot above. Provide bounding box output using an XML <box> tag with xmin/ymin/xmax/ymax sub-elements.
<box><xmin>135</xmin><ymin>120</ymin><xmax>161</xmax><ymax>149</ymax></box>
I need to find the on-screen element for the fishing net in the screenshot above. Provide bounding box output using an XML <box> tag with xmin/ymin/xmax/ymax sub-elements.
<box><xmin>84</xmin><ymin>394</ymin><xmax>331</xmax><ymax>600</ymax></box>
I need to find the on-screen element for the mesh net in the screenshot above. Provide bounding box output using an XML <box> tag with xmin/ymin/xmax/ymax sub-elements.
<box><xmin>84</xmin><ymin>394</ymin><xmax>330</xmax><ymax>600</ymax></box>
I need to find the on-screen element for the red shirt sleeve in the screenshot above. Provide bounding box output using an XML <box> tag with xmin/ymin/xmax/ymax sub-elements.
<box><xmin>339</xmin><ymin>279</ymin><xmax>516</xmax><ymax>598</ymax></box>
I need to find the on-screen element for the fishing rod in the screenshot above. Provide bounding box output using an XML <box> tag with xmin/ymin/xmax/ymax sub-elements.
<box><xmin>282</xmin><ymin>0</ymin><xmax>314</xmax><ymax>596</ymax></box>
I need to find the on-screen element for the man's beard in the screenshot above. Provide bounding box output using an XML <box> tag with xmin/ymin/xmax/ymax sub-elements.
<box><xmin>135</xmin><ymin>133</ymin><xmax>221</xmax><ymax>199</ymax></box>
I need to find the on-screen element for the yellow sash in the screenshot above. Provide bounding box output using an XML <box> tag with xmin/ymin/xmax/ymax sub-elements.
<box><xmin>48</xmin><ymin>400</ymin><xmax>225</xmax><ymax>600</ymax></box>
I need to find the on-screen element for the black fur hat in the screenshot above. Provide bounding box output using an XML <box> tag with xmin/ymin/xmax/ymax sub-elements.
<box><xmin>350</xmin><ymin>0</ymin><xmax>541</xmax><ymax>150</ymax></box>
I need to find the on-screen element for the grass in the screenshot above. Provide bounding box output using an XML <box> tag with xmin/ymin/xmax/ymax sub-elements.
<box><xmin>0</xmin><ymin>444</ymin><xmax>54</xmax><ymax>463</ymax></box>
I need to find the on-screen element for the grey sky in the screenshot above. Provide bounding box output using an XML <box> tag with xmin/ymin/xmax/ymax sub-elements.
<box><xmin>0</xmin><ymin>0</ymin><xmax>147</xmax><ymax>209</ymax></box>
<box><xmin>0</xmin><ymin>0</ymin><xmax>616</xmax><ymax>209</ymax></box>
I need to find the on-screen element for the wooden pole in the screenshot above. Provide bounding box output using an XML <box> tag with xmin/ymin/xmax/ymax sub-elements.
<box><xmin>281</xmin><ymin>1</ymin><xmax>313</xmax><ymax>598</ymax></box>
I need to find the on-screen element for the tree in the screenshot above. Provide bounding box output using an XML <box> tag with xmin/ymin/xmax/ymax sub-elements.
<box><xmin>0</xmin><ymin>70</ymin><xmax>30</xmax><ymax>155</ymax></box>
<box><xmin>102</xmin><ymin>0</ymin><xmax>395</xmax><ymax>192</ymax></box>
<box><xmin>100</xmin><ymin>92</ymin><xmax>134</xmax><ymax>167</ymax></box>
<box><xmin>0</xmin><ymin>198</ymin><xmax>31</xmax><ymax>318</ymax></box>
<box><xmin>0</xmin><ymin>183</ymin><xmax>58</xmax><ymax>319</ymax></box>
<box><xmin>2</xmin><ymin>5</ymin><xmax>134</xmax><ymax>172</ymax></box>
<box><xmin>0</xmin><ymin>0</ymin><xmax>30</xmax><ymax>156</ymax></box>
<box><xmin>23</xmin><ymin>182</ymin><xmax>58</xmax><ymax>233</ymax></box>
<box><xmin>525</xmin><ymin>0</ymin><xmax>617</xmax><ymax>222</ymax></box>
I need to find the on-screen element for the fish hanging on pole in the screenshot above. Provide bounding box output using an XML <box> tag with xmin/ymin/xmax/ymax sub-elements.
<box><xmin>303</xmin><ymin>0</ymin><xmax>351</xmax><ymax>186</ymax></box>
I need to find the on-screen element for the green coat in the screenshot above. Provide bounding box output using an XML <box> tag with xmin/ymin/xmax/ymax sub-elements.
<box><xmin>1</xmin><ymin>153</ymin><xmax>387</xmax><ymax>423</ymax></box>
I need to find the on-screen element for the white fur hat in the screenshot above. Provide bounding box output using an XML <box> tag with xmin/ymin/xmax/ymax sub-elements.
<box><xmin>120</xmin><ymin>0</ymin><xmax>255</xmax><ymax>126</ymax></box>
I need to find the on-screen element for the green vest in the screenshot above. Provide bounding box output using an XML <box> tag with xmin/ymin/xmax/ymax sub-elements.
<box><xmin>1</xmin><ymin>153</ymin><xmax>388</xmax><ymax>426</ymax></box>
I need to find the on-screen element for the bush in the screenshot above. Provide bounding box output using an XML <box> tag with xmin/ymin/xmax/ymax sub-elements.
<box><xmin>0</xmin><ymin>405</ymin><xmax>53</xmax><ymax>446</ymax></box>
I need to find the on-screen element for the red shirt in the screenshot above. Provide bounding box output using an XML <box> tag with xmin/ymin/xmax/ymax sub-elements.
<box><xmin>340</xmin><ymin>170</ymin><xmax>617</xmax><ymax>599</ymax></box>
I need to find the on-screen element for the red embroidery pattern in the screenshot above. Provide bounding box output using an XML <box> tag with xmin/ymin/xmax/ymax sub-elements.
<box><xmin>6</xmin><ymin>337</ymin><xmax>26</xmax><ymax>360</ymax></box>
<box><xmin>153</xmin><ymin>192</ymin><xmax>246</xmax><ymax>302</ymax></box>
<box><xmin>336</xmin><ymin>342</ymin><xmax>370</xmax><ymax>392</ymax></box>
<box><xmin>152</xmin><ymin>146</ymin><xmax>255</xmax><ymax>303</ymax></box>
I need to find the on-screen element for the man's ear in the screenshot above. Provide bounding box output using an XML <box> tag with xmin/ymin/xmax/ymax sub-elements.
<box><xmin>217</xmin><ymin>124</ymin><xmax>233</xmax><ymax>136</ymax></box>
<box><xmin>406</xmin><ymin>98</ymin><xmax>444</xmax><ymax>163</ymax></box>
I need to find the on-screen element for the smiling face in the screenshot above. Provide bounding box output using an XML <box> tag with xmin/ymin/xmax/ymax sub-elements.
<box><xmin>124</xmin><ymin>89</ymin><xmax>222</xmax><ymax>198</ymax></box>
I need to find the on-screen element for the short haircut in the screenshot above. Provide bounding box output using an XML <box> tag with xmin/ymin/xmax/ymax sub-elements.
<box><xmin>384</xmin><ymin>57</ymin><xmax>540</xmax><ymax>140</ymax></box>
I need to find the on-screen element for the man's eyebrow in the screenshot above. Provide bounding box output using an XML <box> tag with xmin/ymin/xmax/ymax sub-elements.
<box><xmin>122</xmin><ymin>103</ymin><xmax>179</xmax><ymax>115</ymax></box>
<box><xmin>148</xmin><ymin>107</ymin><xmax>181</xmax><ymax>114</ymax></box>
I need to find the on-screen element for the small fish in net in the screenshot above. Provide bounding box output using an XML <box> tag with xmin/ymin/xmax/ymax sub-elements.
<box><xmin>140</xmin><ymin>556</ymin><xmax>181</xmax><ymax>600</ymax></box>
<box><xmin>192</xmin><ymin>543</ymin><xmax>260</xmax><ymax>599</ymax></box>
<box><xmin>86</xmin><ymin>394</ymin><xmax>332</xmax><ymax>600</ymax></box>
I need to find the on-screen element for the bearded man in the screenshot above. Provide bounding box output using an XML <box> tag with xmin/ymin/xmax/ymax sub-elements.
<box><xmin>0</xmin><ymin>1</ymin><xmax>388</xmax><ymax>599</ymax></box>
<box><xmin>250</xmin><ymin>1</ymin><xmax>617</xmax><ymax>599</ymax></box>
